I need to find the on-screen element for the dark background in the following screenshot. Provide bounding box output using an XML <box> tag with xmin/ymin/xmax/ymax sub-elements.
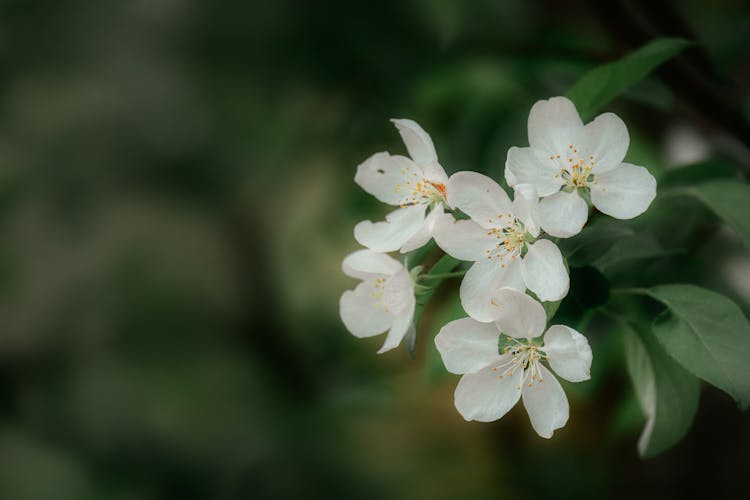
<box><xmin>0</xmin><ymin>1</ymin><xmax>748</xmax><ymax>499</ymax></box>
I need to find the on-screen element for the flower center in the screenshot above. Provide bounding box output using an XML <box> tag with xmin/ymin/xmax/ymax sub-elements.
<box><xmin>395</xmin><ymin>167</ymin><xmax>447</xmax><ymax>207</ymax></box>
<box><xmin>396</xmin><ymin>179</ymin><xmax>446</xmax><ymax>207</ymax></box>
<box><xmin>370</xmin><ymin>277</ymin><xmax>390</xmax><ymax>312</ymax></box>
<box><xmin>484</xmin><ymin>219</ymin><xmax>526</xmax><ymax>268</ymax></box>
<box><xmin>550</xmin><ymin>144</ymin><xmax>598</xmax><ymax>190</ymax></box>
<box><xmin>492</xmin><ymin>338</ymin><xmax>549</xmax><ymax>389</ymax></box>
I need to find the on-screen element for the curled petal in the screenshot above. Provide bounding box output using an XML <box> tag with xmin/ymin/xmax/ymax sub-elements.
<box><xmin>339</xmin><ymin>281</ymin><xmax>394</xmax><ymax>338</ymax></box>
<box><xmin>342</xmin><ymin>249</ymin><xmax>402</xmax><ymax>280</ymax></box>
<box><xmin>391</xmin><ymin>118</ymin><xmax>438</xmax><ymax>166</ymax></box>
<box><xmin>522</xmin><ymin>364</ymin><xmax>569</xmax><ymax>438</ymax></box>
<box><xmin>383</xmin><ymin>268</ymin><xmax>415</xmax><ymax>316</ymax></box>
<box><xmin>400</xmin><ymin>204</ymin><xmax>443</xmax><ymax>253</ymax></box>
<box><xmin>511</xmin><ymin>183</ymin><xmax>541</xmax><ymax>238</ymax></box>
<box><xmin>354</xmin><ymin>204</ymin><xmax>427</xmax><ymax>253</ymax></box>
<box><xmin>460</xmin><ymin>260</ymin><xmax>524</xmax><ymax>323</ymax></box>
<box><xmin>377</xmin><ymin>307</ymin><xmax>414</xmax><ymax>354</ymax></box>
<box><xmin>543</xmin><ymin>325</ymin><xmax>593</xmax><ymax>382</ymax></box>
<box><xmin>590</xmin><ymin>163</ymin><xmax>657</xmax><ymax>220</ymax></box>
<box><xmin>455</xmin><ymin>362</ymin><xmax>523</xmax><ymax>422</ymax></box>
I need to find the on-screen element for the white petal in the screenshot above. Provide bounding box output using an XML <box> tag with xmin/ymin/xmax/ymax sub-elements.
<box><xmin>590</xmin><ymin>163</ymin><xmax>656</xmax><ymax>220</ymax></box>
<box><xmin>528</xmin><ymin>96</ymin><xmax>583</xmax><ymax>154</ymax></box>
<box><xmin>354</xmin><ymin>205</ymin><xmax>427</xmax><ymax>252</ymax></box>
<box><xmin>342</xmin><ymin>249</ymin><xmax>402</xmax><ymax>280</ymax></box>
<box><xmin>423</xmin><ymin>203</ymin><xmax>444</xmax><ymax>233</ymax></box>
<box><xmin>354</xmin><ymin>152</ymin><xmax>415</xmax><ymax>206</ymax></box>
<box><xmin>391</xmin><ymin>118</ymin><xmax>438</xmax><ymax>166</ymax></box>
<box><xmin>400</xmin><ymin>204</ymin><xmax>442</xmax><ymax>253</ymax></box>
<box><xmin>511</xmin><ymin>184</ymin><xmax>540</xmax><ymax>237</ymax></box>
<box><xmin>578</xmin><ymin>112</ymin><xmax>629</xmax><ymax>175</ymax></box>
<box><xmin>505</xmin><ymin>147</ymin><xmax>564</xmax><ymax>197</ymax></box>
<box><xmin>522</xmin><ymin>364</ymin><xmax>569</xmax><ymax>438</ymax></box>
<box><xmin>339</xmin><ymin>282</ymin><xmax>394</xmax><ymax>338</ymax></box>
<box><xmin>422</xmin><ymin>161</ymin><xmax>449</xmax><ymax>186</ymax></box>
<box><xmin>455</xmin><ymin>362</ymin><xmax>523</xmax><ymax>422</ymax></box>
<box><xmin>538</xmin><ymin>190</ymin><xmax>589</xmax><ymax>238</ymax></box>
<box><xmin>460</xmin><ymin>260</ymin><xmax>524</xmax><ymax>322</ymax></box>
<box><xmin>446</xmin><ymin>171</ymin><xmax>512</xmax><ymax>229</ymax></box>
<box><xmin>377</xmin><ymin>306</ymin><xmax>414</xmax><ymax>354</ymax></box>
<box><xmin>490</xmin><ymin>288</ymin><xmax>547</xmax><ymax>340</ymax></box>
<box><xmin>506</xmin><ymin>166</ymin><xmax>519</xmax><ymax>186</ymax></box>
<box><xmin>543</xmin><ymin>325</ymin><xmax>593</xmax><ymax>382</ymax></box>
<box><xmin>434</xmin><ymin>318</ymin><xmax>501</xmax><ymax>375</ymax></box>
<box><xmin>383</xmin><ymin>268</ymin><xmax>415</xmax><ymax>316</ymax></box>
<box><xmin>433</xmin><ymin>214</ymin><xmax>496</xmax><ymax>262</ymax></box>
<box><xmin>521</xmin><ymin>240</ymin><xmax>569</xmax><ymax>302</ymax></box>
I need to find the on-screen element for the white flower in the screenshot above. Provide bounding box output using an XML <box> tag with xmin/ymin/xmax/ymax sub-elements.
<box><xmin>354</xmin><ymin>119</ymin><xmax>449</xmax><ymax>253</ymax></box>
<box><xmin>432</xmin><ymin>171</ymin><xmax>569</xmax><ymax>322</ymax></box>
<box><xmin>505</xmin><ymin>96</ymin><xmax>657</xmax><ymax>238</ymax></box>
<box><xmin>339</xmin><ymin>249</ymin><xmax>416</xmax><ymax>354</ymax></box>
<box><xmin>434</xmin><ymin>288</ymin><xmax>592</xmax><ymax>438</ymax></box>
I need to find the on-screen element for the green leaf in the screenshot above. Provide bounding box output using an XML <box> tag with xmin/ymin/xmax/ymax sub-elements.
<box><xmin>405</xmin><ymin>240</ymin><xmax>437</xmax><ymax>271</ymax></box>
<box><xmin>658</xmin><ymin>159</ymin><xmax>737</xmax><ymax>188</ymax></box>
<box><xmin>593</xmin><ymin>234</ymin><xmax>683</xmax><ymax>277</ymax></box>
<box><xmin>690</xmin><ymin>180</ymin><xmax>750</xmax><ymax>250</ymax></box>
<box><xmin>558</xmin><ymin>218</ymin><xmax>635</xmax><ymax>267</ymax></box>
<box><xmin>648</xmin><ymin>284</ymin><xmax>750</xmax><ymax>409</ymax></box>
<box><xmin>620</xmin><ymin>319</ymin><xmax>700</xmax><ymax>458</ymax></box>
<box><xmin>566</xmin><ymin>38</ymin><xmax>692</xmax><ymax>120</ymax></box>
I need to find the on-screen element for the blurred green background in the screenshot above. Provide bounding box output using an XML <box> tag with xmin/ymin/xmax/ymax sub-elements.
<box><xmin>0</xmin><ymin>0</ymin><xmax>749</xmax><ymax>498</ymax></box>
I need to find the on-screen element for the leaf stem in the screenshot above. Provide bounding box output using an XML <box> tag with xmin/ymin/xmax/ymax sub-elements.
<box><xmin>419</xmin><ymin>271</ymin><xmax>466</xmax><ymax>280</ymax></box>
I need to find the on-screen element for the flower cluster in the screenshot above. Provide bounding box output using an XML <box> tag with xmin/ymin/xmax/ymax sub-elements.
<box><xmin>340</xmin><ymin>97</ymin><xmax>656</xmax><ymax>438</ymax></box>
